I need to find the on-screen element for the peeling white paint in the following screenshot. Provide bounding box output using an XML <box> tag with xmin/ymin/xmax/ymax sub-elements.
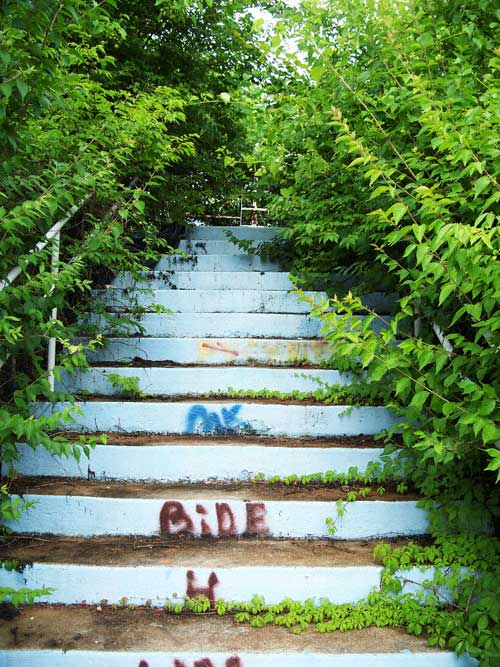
<box><xmin>14</xmin><ymin>443</ymin><xmax>384</xmax><ymax>482</ymax></box>
<box><xmin>81</xmin><ymin>337</ymin><xmax>333</xmax><ymax>365</ymax></box>
<box><xmin>7</xmin><ymin>495</ymin><xmax>427</xmax><ymax>539</ymax></box>
<box><xmin>32</xmin><ymin>401</ymin><xmax>399</xmax><ymax>437</ymax></box>
<box><xmin>56</xmin><ymin>366</ymin><xmax>349</xmax><ymax>396</ymax></box>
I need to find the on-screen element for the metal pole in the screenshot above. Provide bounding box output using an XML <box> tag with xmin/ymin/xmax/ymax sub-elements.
<box><xmin>47</xmin><ymin>229</ymin><xmax>60</xmax><ymax>391</ymax></box>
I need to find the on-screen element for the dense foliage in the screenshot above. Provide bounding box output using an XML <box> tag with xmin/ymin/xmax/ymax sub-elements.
<box><xmin>1</xmin><ymin>0</ymin><xmax>499</xmax><ymax>661</ymax></box>
<box><xmin>243</xmin><ymin>0</ymin><xmax>500</xmax><ymax>661</ymax></box>
<box><xmin>0</xmin><ymin>0</ymin><xmax>261</xmax><ymax>599</ymax></box>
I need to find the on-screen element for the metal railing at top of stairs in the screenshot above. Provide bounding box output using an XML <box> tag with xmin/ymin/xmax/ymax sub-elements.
<box><xmin>198</xmin><ymin>199</ymin><xmax>269</xmax><ymax>225</ymax></box>
<box><xmin>0</xmin><ymin>196</ymin><xmax>90</xmax><ymax>389</ymax></box>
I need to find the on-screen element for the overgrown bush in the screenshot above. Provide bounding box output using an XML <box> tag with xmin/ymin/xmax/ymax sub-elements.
<box><xmin>246</xmin><ymin>0</ymin><xmax>500</xmax><ymax>661</ymax></box>
<box><xmin>0</xmin><ymin>0</ymin><xmax>261</xmax><ymax>601</ymax></box>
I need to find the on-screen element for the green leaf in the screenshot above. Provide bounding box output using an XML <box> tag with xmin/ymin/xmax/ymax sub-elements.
<box><xmin>134</xmin><ymin>199</ymin><xmax>145</xmax><ymax>214</ymax></box>
<box><xmin>15</xmin><ymin>80</ymin><xmax>28</xmax><ymax>101</ymax></box>
<box><xmin>389</xmin><ymin>203</ymin><xmax>407</xmax><ymax>224</ymax></box>
<box><xmin>482</xmin><ymin>423</ymin><xmax>499</xmax><ymax>444</ymax></box>
<box><xmin>0</xmin><ymin>82</ymin><xmax>13</xmax><ymax>99</ymax></box>
<box><xmin>310</xmin><ymin>65</ymin><xmax>325</xmax><ymax>82</ymax></box>
<box><xmin>473</xmin><ymin>176</ymin><xmax>490</xmax><ymax>198</ymax></box>
<box><xmin>438</xmin><ymin>283</ymin><xmax>455</xmax><ymax>306</ymax></box>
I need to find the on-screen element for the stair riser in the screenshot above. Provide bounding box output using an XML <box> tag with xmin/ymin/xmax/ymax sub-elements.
<box><xmin>94</xmin><ymin>289</ymin><xmax>395</xmax><ymax>314</ymax></box>
<box><xmin>82</xmin><ymin>337</ymin><xmax>332</xmax><ymax>365</ymax></box>
<box><xmin>14</xmin><ymin>444</ymin><xmax>384</xmax><ymax>482</ymax></box>
<box><xmin>1</xmin><ymin>563</ymin><xmax>384</xmax><ymax>607</ymax></box>
<box><xmin>0</xmin><ymin>564</ymin><xmax>443</xmax><ymax>608</ymax></box>
<box><xmin>83</xmin><ymin>313</ymin><xmax>390</xmax><ymax>339</ymax></box>
<box><xmin>188</xmin><ymin>225</ymin><xmax>281</xmax><ymax>241</ymax></box>
<box><xmin>178</xmin><ymin>239</ymin><xmax>260</xmax><ymax>254</ymax></box>
<box><xmin>35</xmin><ymin>402</ymin><xmax>398</xmax><ymax>437</ymax></box>
<box><xmin>0</xmin><ymin>651</ymin><xmax>479</xmax><ymax>667</ymax></box>
<box><xmin>112</xmin><ymin>271</ymin><xmax>295</xmax><ymax>290</ymax></box>
<box><xmin>8</xmin><ymin>496</ymin><xmax>427</xmax><ymax>539</ymax></box>
<box><xmin>57</xmin><ymin>367</ymin><xmax>349</xmax><ymax>397</ymax></box>
<box><xmin>96</xmin><ymin>289</ymin><xmax>321</xmax><ymax>314</ymax></box>
<box><xmin>155</xmin><ymin>255</ymin><xmax>282</xmax><ymax>272</ymax></box>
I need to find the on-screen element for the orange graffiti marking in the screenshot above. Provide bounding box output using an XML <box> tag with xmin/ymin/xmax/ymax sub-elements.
<box><xmin>201</xmin><ymin>342</ymin><xmax>240</xmax><ymax>357</ymax></box>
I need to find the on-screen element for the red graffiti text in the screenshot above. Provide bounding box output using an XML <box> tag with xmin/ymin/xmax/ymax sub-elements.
<box><xmin>174</xmin><ymin>658</ymin><xmax>242</xmax><ymax>667</ymax></box>
<box><xmin>160</xmin><ymin>501</ymin><xmax>269</xmax><ymax>537</ymax></box>
<box><xmin>201</xmin><ymin>342</ymin><xmax>239</xmax><ymax>357</ymax></box>
<box><xmin>186</xmin><ymin>570</ymin><xmax>219</xmax><ymax>605</ymax></box>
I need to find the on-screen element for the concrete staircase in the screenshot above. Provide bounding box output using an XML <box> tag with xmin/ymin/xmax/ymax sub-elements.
<box><xmin>0</xmin><ymin>226</ymin><xmax>476</xmax><ymax>666</ymax></box>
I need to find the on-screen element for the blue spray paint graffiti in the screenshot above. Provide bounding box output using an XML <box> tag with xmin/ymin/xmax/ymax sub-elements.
<box><xmin>186</xmin><ymin>404</ymin><xmax>250</xmax><ymax>434</ymax></box>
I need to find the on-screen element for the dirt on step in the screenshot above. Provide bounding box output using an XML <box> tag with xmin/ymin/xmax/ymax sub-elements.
<box><xmin>7</xmin><ymin>477</ymin><xmax>419</xmax><ymax>501</ymax></box>
<box><xmin>0</xmin><ymin>605</ymin><xmax>444</xmax><ymax>654</ymax></box>
<box><xmin>58</xmin><ymin>431</ymin><xmax>392</xmax><ymax>449</ymax></box>
<box><xmin>0</xmin><ymin>535</ymin><xmax>431</xmax><ymax>568</ymax></box>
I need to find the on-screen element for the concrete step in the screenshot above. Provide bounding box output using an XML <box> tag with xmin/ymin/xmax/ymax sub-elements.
<box><xmin>187</xmin><ymin>225</ymin><xmax>281</xmax><ymax>241</ymax></box>
<box><xmin>0</xmin><ymin>535</ymin><xmax>402</xmax><ymax>567</ymax></box>
<box><xmin>0</xmin><ymin>536</ymin><xmax>433</xmax><ymax>607</ymax></box>
<box><xmin>82</xmin><ymin>337</ymin><xmax>332</xmax><ymax>365</ymax></box>
<box><xmin>97</xmin><ymin>289</ymin><xmax>321</xmax><ymax>314</ymax></box>
<box><xmin>155</xmin><ymin>255</ymin><xmax>283</xmax><ymax>272</ymax></box>
<box><xmin>83</xmin><ymin>312</ymin><xmax>391</xmax><ymax>338</ymax></box>
<box><xmin>14</xmin><ymin>436</ymin><xmax>384</xmax><ymax>482</ymax></box>
<box><xmin>93</xmin><ymin>289</ymin><xmax>395</xmax><ymax>314</ymax></box>
<box><xmin>0</xmin><ymin>652</ymin><xmax>475</xmax><ymax>667</ymax></box>
<box><xmin>111</xmin><ymin>271</ymin><xmax>295</xmax><ymax>290</ymax></box>
<box><xmin>178</xmin><ymin>239</ymin><xmax>261</xmax><ymax>255</ymax></box>
<box><xmin>0</xmin><ymin>607</ymin><xmax>477</xmax><ymax>666</ymax></box>
<box><xmin>57</xmin><ymin>366</ymin><xmax>349</xmax><ymax>397</ymax></box>
<box><xmin>33</xmin><ymin>400</ymin><xmax>398</xmax><ymax>437</ymax></box>
<box><xmin>6</xmin><ymin>480</ymin><xmax>426</xmax><ymax>539</ymax></box>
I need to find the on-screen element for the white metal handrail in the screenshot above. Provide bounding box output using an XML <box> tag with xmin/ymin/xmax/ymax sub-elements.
<box><xmin>197</xmin><ymin>199</ymin><xmax>269</xmax><ymax>225</ymax></box>
<box><xmin>0</xmin><ymin>197</ymin><xmax>89</xmax><ymax>387</ymax></box>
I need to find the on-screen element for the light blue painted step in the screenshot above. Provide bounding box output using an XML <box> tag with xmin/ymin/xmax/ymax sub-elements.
<box><xmin>187</xmin><ymin>225</ymin><xmax>281</xmax><ymax>241</ymax></box>
<box><xmin>154</xmin><ymin>255</ymin><xmax>282</xmax><ymax>272</ymax></box>
<box><xmin>7</xmin><ymin>494</ymin><xmax>426</xmax><ymax>539</ymax></box>
<box><xmin>96</xmin><ymin>289</ymin><xmax>321</xmax><ymax>314</ymax></box>
<box><xmin>14</xmin><ymin>442</ymin><xmax>384</xmax><ymax>482</ymax></box>
<box><xmin>111</xmin><ymin>271</ymin><xmax>295</xmax><ymax>290</ymax></box>
<box><xmin>33</xmin><ymin>401</ymin><xmax>398</xmax><ymax>437</ymax></box>
<box><xmin>0</xmin><ymin>651</ymin><xmax>479</xmax><ymax>667</ymax></box>
<box><xmin>94</xmin><ymin>288</ymin><xmax>396</xmax><ymax>314</ymax></box>
<box><xmin>178</xmin><ymin>239</ymin><xmax>261</xmax><ymax>255</ymax></box>
<box><xmin>83</xmin><ymin>312</ymin><xmax>391</xmax><ymax>338</ymax></box>
<box><xmin>57</xmin><ymin>367</ymin><xmax>348</xmax><ymax>397</ymax></box>
<box><xmin>81</xmin><ymin>337</ymin><xmax>332</xmax><ymax>365</ymax></box>
<box><xmin>0</xmin><ymin>562</ymin><xmax>400</xmax><ymax>607</ymax></box>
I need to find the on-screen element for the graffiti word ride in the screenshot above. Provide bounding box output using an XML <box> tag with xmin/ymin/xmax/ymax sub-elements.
<box><xmin>160</xmin><ymin>501</ymin><xmax>269</xmax><ymax>537</ymax></box>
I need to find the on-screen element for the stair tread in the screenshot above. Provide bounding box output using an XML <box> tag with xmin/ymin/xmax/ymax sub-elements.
<box><xmin>24</xmin><ymin>432</ymin><xmax>384</xmax><ymax>447</ymax></box>
<box><xmin>10</xmin><ymin>478</ymin><xmax>419</xmax><ymax>502</ymax></box>
<box><xmin>0</xmin><ymin>535</ymin><xmax>416</xmax><ymax>567</ymax></box>
<box><xmin>0</xmin><ymin>606</ymin><xmax>451</xmax><ymax>655</ymax></box>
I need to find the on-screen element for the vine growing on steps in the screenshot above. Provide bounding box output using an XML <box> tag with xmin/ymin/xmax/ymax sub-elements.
<box><xmin>97</xmin><ymin>529</ymin><xmax>500</xmax><ymax>665</ymax></box>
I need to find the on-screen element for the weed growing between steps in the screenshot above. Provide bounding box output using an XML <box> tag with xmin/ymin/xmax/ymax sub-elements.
<box><xmin>106</xmin><ymin>374</ymin><xmax>150</xmax><ymax>399</ymax></box>
<box><xmin>224</xmin><ymin>385</ymin><xmax>382</xmax><ymax>406</ymax></box>
<box><xmin>250</xmin><ymin>462</ymin><xmax>411</xmax><ymax>496</ymax></box>
<box><xmin>94</xmin><ymin>532</ymin><xmax>498</xmax><ymax>663</ymax></box>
